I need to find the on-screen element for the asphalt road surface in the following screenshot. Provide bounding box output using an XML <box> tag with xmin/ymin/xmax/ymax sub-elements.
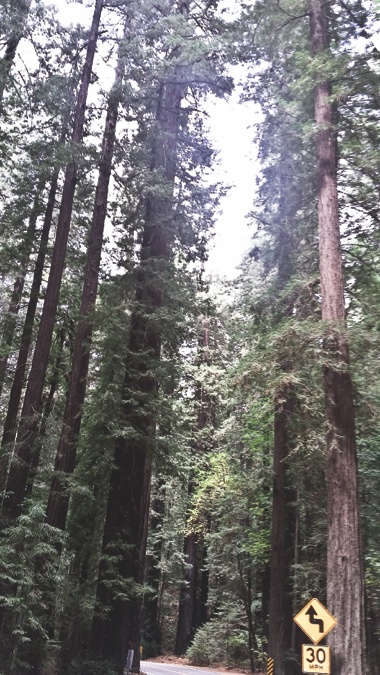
<box><xmin>141</xmin><ymin>661</ymin><xmax>230</xmax><ymax>675</ymax></box>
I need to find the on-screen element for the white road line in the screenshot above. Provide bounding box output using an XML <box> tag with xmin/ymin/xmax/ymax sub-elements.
<box><xmin>141</xmin><ymin>665</ymin><xmax>220</xmax><ymax>675</ymax></box>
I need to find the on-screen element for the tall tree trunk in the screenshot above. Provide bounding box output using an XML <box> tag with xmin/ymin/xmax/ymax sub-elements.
<box><xmin>142</xmin><ymin>478</ymin><xmax>166</xmax><ymax>656</ymax></box>
<box><xmin>175</xmin><ymin>534</ymin><xmax>209</xmax><ymax>656</ymax></box>
<box><xmin>0</xmin><ymin>168</ymin><xmax>60</xmax><ymax>452</ymax></box>
<box><xmin>0</xmin><ymin>0</ymin><xmax>32</xmax><ymax>108</ymax></box>
<box><xmin>0</xmin><ymin>167</ymin><xmax>61</xmax><ymax>499</ymax></box>
<box><xmin>2</xmin><ymin>0</ymin><xmax>104</xmax><ymax>519</ymax></box>
<box><xmin>143</xmin><ymin>378</ymin><xmax>176</xmax><ymax>656</ymax></box>
<box><xmin>175</xmin><ymin>532</ymin><xmax>199</xmax><ymax>656</ymax></box>
<box><xmin>45</xmin><ymin>20</ymin><xmax>127</xmax><ymax>531</ymax></box>
<box><xmin>267</xmin><ymin>391</ymin><xmax>295</xmax><ymax>675</ymax></box>
<box><xmin>0</xmin><ymin>109</ymin><xmax>71</xmax><ymax>490</ymax></box>
<box><xmin>175</xmin><ymin>318</ymin><xmax>212</xmax><ymax>656</ymax></box>
<box><xmin>0</xmin><ymin>180</ymin><xmax>44</xmax><ymax>396</ymax></box>
<box><xmin>90</xmin><ymin>52</ymin><xmax>186</xmax><ymax>675</ymax></box>
<box><xmin>267</xmin><ymin>152</ymin><xmax>297</xmax><ymax>675</ymax></box>
<box><xmin>26</xmin><ymin>322</ymin><xmax>68</xmax><ymax>498</ymax></box>
<box><xmin>237</xmin><ymin>554</ymin><xmax>257</xmax><ymax>673</ymax></box>
<box><xmin>309</xmin><ymin>3</ymin><xmax>366</xmax><ymax>674</ymax></box>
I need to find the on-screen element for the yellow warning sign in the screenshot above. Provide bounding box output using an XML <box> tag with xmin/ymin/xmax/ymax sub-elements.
<box><xmin>302</xmin><ymin>645</ymin><xmax>330</xmax><ymax>673</ymax></box>
<box><xmin>294</xmin><ymin>598</ymin><xmax>336</xmax><ymax>644</ymax></box>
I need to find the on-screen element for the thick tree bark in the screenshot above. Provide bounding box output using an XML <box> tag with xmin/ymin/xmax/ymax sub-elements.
<box><xmin>309</xmin><ymin>3</ymin><xmax>366</xmax><ymax>674</ymax></box>
<box><xmin>2</xmin><ymin>0</ymin><xmax>104</xmax><ymax>518</ymax></box>
<box><xmin>45</xmin><ymin>22</ymin><xmax>127</xmax><ymax>531</ymax></box>
<box><xmin>90</xmin><ymin>54</ymin><xmax>186</xmax><ymax>675</ymax></box>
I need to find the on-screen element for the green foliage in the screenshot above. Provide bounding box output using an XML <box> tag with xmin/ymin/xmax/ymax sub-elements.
<box><xmin>0</xmin><ymin>499</ymin><xmax>64</xmax><ymax>672</ymax></box>
<box><xmin>187</xmin><ymin>602</ymin><xmax>253</xmax><ymax>667</ymax></box>
<box><xmin>0</xmin><ymin>0</ymin><xmax>380</xmax><ymax>672</ymax></box>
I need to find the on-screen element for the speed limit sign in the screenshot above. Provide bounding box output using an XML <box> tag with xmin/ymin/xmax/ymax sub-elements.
<box><xmin>302</xmin><ymin>645</ymin><xmax>330</xmax><ymax>673</ymax></box>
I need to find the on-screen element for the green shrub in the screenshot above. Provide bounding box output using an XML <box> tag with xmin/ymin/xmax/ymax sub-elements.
<box><xmin>187</xmin><ymin>603</ymin><xmax>250</xmax><ymax>667</ymax></box>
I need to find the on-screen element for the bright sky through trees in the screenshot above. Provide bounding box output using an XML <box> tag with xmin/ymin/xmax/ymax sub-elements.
<box><xmin>205</xmin><ymin>88</ymin><xmax>260</xmax><ymax>278</ymax></box>
<box><xmin>2</xmin><ymin>2</ymin><xmax>380</xmax><ymax>674</ymax></box>
<box><xmin>53</xmin><ymin>0</ymin><xmax>258</xmax><ymax>278</ymax></box>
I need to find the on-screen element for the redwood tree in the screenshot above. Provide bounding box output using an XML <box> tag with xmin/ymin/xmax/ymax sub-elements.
<box><xmin>0</xmin><ymin>179</ymin><xmax>44</xmax><ymax>397</ymax></box>
<box><xmin>266</xmin><ymin>148</ymin><xmax>298</xmax><ymax>675</ymax></box>
<box><xmin>0</xmin><ymin>62</ymin><xmax>76</xmax><ymax>458</ymax></box>
<box><xmin>90</xmin><ymin>58</ymin><xmax>186</xmax><ymax>675</ymax></box>
<box><xmin>45</xmin><ymin>15</ymin><xmax>128</xmax><ymax>532</ymax></box>
<box><xmin>2</xmin><ymin>0</ymin><xmax>104</xmax><ymax>519</ymax></box>
<box><xmin>309</xmin><ymin>2</ymin><xmax>366</xmax><ymax>674</ymax></box>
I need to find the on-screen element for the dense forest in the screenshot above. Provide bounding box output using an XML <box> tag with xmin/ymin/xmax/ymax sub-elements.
<box><xmin>0</xmin><ymin>1</ymin><xmax>379</xmax><ymax>674</ymax></box>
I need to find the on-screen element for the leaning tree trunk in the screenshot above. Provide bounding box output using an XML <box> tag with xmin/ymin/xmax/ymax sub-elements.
<box><xmin>45</xmin><ymin>20</ymin><xmax>127</xmax><ymax>532</ymax></box>
<box><xmin>309</xmin><ymin>3</ymin><xmax>366</xmax><ymax>674</ymax></box>
<box><xmin>2</xmin><ymin>0</ymin><xmax>104</xmax><ymax>519</ymax></box>
<box><xmin>0</xmin><ymin>166</ymin><xmax>63</xmax><ymax>502</ymax></box>
<box><xmin>0</xmin><ymin>113</ymin><xmax>71</xmax><ymax>477</ymax></box>
<box><xmin>26</xmin><ymin>322</ymin><xmax>69</xmax><ymax>499</ymax></box>
<box><xmin>0</xmin><ymin>180</ymin><xmax>44</xmax><ymax>397</ymax></box>
<box><xmin>0</xmin><ymin>0</ymin><xmax>32</xmax><ymax>108</ymax></box>
<box><xmin>0</xmin><ymin>167</ymin><xmax>60</xmax><ymax>456</ymax></box>
<box><xmin>90</xmin><ymin>60</ymin><xmax>185</xmax><ymax>675</ymax></box>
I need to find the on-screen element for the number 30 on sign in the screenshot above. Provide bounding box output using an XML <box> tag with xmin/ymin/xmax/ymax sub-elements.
<box><xmin>302</xmin><ymin>645</ymin><xmax>330</xmax><ymax>674</ymax></box>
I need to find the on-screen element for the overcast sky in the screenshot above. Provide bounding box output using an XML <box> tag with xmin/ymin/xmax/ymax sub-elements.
<box><xmin>52</xmin><ymin>1</ymin><xmax>259</xmax><ymax>278</ymax></box>
<box><xmin>22</xmin><ymin>0</ymin><xmax>380</xmax><ymax>278</ymax></box>
<box><xmin>204</xmin><ymin>89</ymin><xmax>260</xmax><ymax>278</ymax></box>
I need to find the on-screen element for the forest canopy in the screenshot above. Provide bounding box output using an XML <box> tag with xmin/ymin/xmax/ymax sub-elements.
<box><xmin>0</xmin><ymin>1</ymin><xmax>379</xmax><ymax>675</ymax></box>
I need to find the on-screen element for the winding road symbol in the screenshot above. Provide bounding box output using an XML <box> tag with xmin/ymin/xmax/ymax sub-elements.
<box><xmin>305</xmin><ymin>605</ymin><xmax>324</xmax><ymax>633</ymax></box>
<box><xmin>294</xmin><ymin>598</ymin><xmax>337</xmax><ymax>644</ymax></box>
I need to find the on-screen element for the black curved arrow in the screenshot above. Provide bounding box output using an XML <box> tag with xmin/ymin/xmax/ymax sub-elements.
<box><xmin>306</xmin><ymin>605</ymin><xmax>324</xmax><ymax>633</ymax></box>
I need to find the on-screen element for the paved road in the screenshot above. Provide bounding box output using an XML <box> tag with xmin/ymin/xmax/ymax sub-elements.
<box><xmin>141</xmin><ymin>661</ymin><xmax>229</xmax><ymax>675</ymax></box>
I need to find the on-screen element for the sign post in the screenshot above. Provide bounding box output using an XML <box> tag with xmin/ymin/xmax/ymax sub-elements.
<box><xmin>293</xmin><ymin>599</ymin><xmax>336</xmax><ymax>674</ymax></box>
<box><xmin>124</xmin><ymin>649</ymin><xmax>134</xmax><ymax>675</ymax></box>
